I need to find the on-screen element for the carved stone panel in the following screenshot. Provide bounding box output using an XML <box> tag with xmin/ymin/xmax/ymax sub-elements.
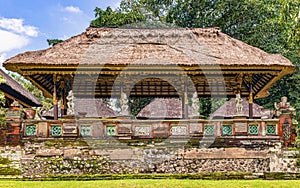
<box><xmin>170</xmin><ymin>125</ymin><xmax>187</xmax><ymax>136</ymax></box>
<box><xmin>134</xmin><ymin>125</ymin><xmax>152</xmax><ymax>137</ymax></box>
<box><xmin>235</xmin><ymin>122</ymin><xmax>247</xmax><ymax>132</ymax></box>
<box><xmin>37</xmin><ymin>122</ymin><xmax>48</xmax><ymax>137</ymax></box>
<box><xmin>50</xmin><ymin>125</ymin><xmax>62</xmax><ymax>137</ymax></box>
<box><xmin>80</xmin><ymin>124</ymin><xmax>92</xmax><ymax>137</ymax></box>
<box><xmin>25</xmin><ymin>124</ymin><xmax>36</xmax><ymax>136</ymax></box>
<box><xmin>106</xmin><ymin>125</ymin><xmax>117</xmax><ymax>136</ymax></box>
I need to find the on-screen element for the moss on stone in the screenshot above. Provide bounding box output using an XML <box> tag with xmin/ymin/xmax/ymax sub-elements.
<box><xmin>0</xmin><ymin>157</ymin><xmax>11</xmax><ymax>165</ymax></box>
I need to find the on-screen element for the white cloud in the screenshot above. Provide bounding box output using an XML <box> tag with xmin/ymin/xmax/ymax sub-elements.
<box><xmin>0</xmin><ymin>17</ymin><xmax>38</xmax><ymax>37</ymax></box>
<box><xmin>0</xmin><ymin>53</ymin><xmax>7</xmax><ymax>64</ymax></box>
<box><xmin>0</xmin><ymin>30</ymin><xmax>29</xmax><ymax>53</ymax></box>
<box><xmin>64</xmin><ymin>6</ymin><xmax>82</xmax><ymax>14</ymax></box>
<box><xmin>0</xmin><ymin>17</ymin><xmax>38</xmax><ymax>54</ymax></box>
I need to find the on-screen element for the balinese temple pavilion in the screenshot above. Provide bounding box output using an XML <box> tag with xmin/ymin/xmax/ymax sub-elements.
<box><xmin>3</xmin><ymin>27</ymin><xmax>296</xmax><ymax>146</ymax></box>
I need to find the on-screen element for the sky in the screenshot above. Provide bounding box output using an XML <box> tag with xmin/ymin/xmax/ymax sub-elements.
<box><xmin>0</xmin><ymin>0</ymin><xmax>122</xmax><ymax>66</ymax></box>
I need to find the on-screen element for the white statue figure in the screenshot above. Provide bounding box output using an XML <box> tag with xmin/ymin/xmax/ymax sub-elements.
<box><xmin>191</xmin><ymin>92</ymin><xmax>200</xmax><ymax>117</ymax></box>
<box><xmin>66</xmin><ymin>90</ymin><xmax>75</xmax><ymax>115</ymax></box>
<box><xmin>120</xmin><ymin>92</ymin><xmax>130</xmax><ymax>116</ymax></box>
<box><xmin>235</xmin><ymin>93</ymin><xmax>243</xmax><ymax>114</ymax></box>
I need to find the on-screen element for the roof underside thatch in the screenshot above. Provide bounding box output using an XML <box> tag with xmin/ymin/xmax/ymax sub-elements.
<box><xmin>3</xmin><ymin>27</ymin><xmax>294</xmax><ymax>100</ymax></box>
<box><xmin>136</xmin><ymin>98</ymin><xmax>192</xmax><ymax>119</ymax></box>
<box><xmin>0</xmin><ymin>69</ymin><xmax>41</xmax><ymax>107</ymax></box>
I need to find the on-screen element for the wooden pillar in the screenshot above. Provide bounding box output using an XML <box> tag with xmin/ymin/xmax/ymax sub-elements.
<box><xmin>183</xmin><ymin>82</ymin><xmax>189</xmax><ymax>119</ymax></box>
<box><xmin>60</xmin><ymin>80</ymin><xmax>67</xmax><ymax>116</ymax></box>
<box><xmin>249</xmin><ymin>84</ymin><xmax>253</xmax><ymax>119</ymax></box>
<box><xmin>60</xmin><ymin>95</ymin><xmax>67</xmax><ymax>116</ymax></box>
<box><xmin>53</xmin><ymin>75</ymin><xmax>58</xmax><ymax>120</ymax></box>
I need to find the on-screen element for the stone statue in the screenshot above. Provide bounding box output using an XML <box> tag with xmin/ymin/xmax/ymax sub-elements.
<box><xmin>66</xmin><ymin>90</ymin><xmax>75</xmax><ymax>115</ymax></box>
<box><xmin>279</xmin><ymin>96</ymin><xmax>288</xmax><ymax>108</ymax></box>
<box><xmin>120</xmin><ymin>92</ymin><xmax>130</xmax><ymax>116</ymax></box>
<box><xmin>191</xmin><ymin>92</ymin><xmax>199</xmax><ymax>117</ymax></box>
<box><xmin>274</xmin><ymin>96</ymin><xmax>297</xmax><ymax>118</ymax></box>
<box><xmin>235</xmin><ymin>93</ymin><xmax>243</xmax><ymax>114</ymax></box>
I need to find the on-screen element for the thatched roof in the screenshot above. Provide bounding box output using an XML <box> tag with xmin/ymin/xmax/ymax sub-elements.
<box><xmin>210</xmin><ymin>98</ymin><xmax>268</xmax><ymax>119</ymax></box>
<box><xmin>4</xmin><ymin>27</ymin><xmax>293</xmax><ymax>68</ymax></box>
<box><xmin>3</xmin><ymin>27</ymin><xmax>294</xmax><ymax>100</ymax></box>
<box><xmin>0</xmin><ymin>69</ymin><xmax>41</xmax><ymax>107</ymax></box>
<box><xmin>42</xmin><ymin>98</ymin><xmax>116</xmax><ymax>119</ymax></box>
<box><xmin>136</xmin><ymin>98</ymin><xmax>192</xmax><ymax>119</ymax></box>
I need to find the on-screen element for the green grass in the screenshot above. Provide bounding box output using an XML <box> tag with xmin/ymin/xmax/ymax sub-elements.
<box><xmin>0</xmin><ymin>180</ymin><xmax>300</xmax><ymax>188</ymax></box>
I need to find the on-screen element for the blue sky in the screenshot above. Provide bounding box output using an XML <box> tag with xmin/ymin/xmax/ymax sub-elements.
<box><xmin>0</xmin><ymin>0</ymin><xmax>121</xmax><ymax>65</ymax></box>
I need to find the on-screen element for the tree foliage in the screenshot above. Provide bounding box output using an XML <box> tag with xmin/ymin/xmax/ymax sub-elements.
<box><xmin>90</xmin><ymin>6</ymin><xmax>145</xmax><ymax>27</ymax></box>
<box><xmin>47</xmin><ymin>39</ymin><xmax>64</xmax><ymax>46</ymax></box>
<box><xmin>129</xmin><ymin>97</ymin><xmax>154</xmax><ymax>117</ymax></box>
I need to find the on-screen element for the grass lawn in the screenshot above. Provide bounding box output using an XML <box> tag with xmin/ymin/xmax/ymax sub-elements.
<box><xmin>0</xmin><ymin>179</ymin><xmax>299</xmax><ymax>188</ymax></box>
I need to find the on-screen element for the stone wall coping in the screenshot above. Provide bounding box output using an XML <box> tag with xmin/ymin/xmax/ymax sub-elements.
<box><xmin>21</xmin><ymin>118</ymin><xmax>280</xmax><ymax>124</ymax></box>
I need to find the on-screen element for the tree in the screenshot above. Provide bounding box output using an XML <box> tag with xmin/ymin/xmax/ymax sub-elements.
<box><xmin>47</xmin><ymin>39</ymin><xmax>64</xmax><ymax>46</ymax></box>
<box><xmin>90</xmin><ymin>6</ymin><xmax>145</xmax><ymax>27</ymax></box>
<box><xmin>119</xmin><ymin>0</ymin><xmax>174</xmax><ymax>21</ymax></box>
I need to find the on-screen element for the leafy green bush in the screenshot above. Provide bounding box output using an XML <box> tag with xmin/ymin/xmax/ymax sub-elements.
<box><xmin>0</xmin><ymin>167</ymin><xmax>21</xmax><ymax>175</ymax></box>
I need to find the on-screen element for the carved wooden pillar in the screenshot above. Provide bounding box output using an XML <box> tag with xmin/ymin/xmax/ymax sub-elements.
<box><xmin>53</xmin><ymin>74</ymin><xmax>58</xmax><ymax>120</ymax></box>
